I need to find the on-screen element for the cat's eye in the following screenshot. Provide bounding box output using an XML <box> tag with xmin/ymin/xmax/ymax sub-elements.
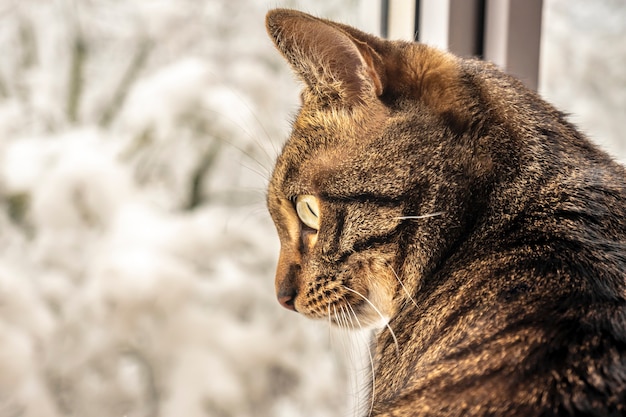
<box><xmin>295</xmin><ymin>195</ymin><xmax>320</xmax><ymax>231</ymax></box>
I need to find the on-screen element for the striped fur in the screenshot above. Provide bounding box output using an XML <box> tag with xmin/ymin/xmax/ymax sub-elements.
<box><xmin>266</xmin><ymin>9</ymin><xmax>626</xmax><ymax>416</ymax></box>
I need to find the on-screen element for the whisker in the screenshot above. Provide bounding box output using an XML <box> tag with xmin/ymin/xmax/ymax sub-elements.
<box><xmin>226</xmin><ymin>140</ymin><xmax>273</xmax><ymax>179</ymax></box>
<box><xmin>204</xmin><ymin>69</ymin><xmax>281</xmax><ymax>162</ymax></box>
<box><xmin>334</xmin><ymin>304</ymin><xmax>357</xmax><ymax>392</ymax></box>
<box><xmin>328</xmin><ymin>302</ymin><xmax>332</xmax><ymax>338</ymax></box>
<box><xmin>199</xmin><ymin>111</ymin><xmax>274</xmax><ymax>177</ymax></box>
<box><xmin>341</xmin><ymin>285</ymin><xmax>401</xmax><ymax>359</ymax></box>
<box><xmin>197</xmin><ymin>109</ymin><xmax>274</xmax><ymax>181</ymax></box>
<box><xmin>327</xmin><ymin>302</ymin><xmax>342</xmax><ymax>353</ymax></box>
<box><xmin>343</xmin><ymin>303</ymin><xmax>360</xmax><ymax>331</ymax></box>
<box><xmin>394</xmin><ymin>211</ymin><xmax>445</xmax><ymax>220</ymax></box>
<box><xmin>342</xmin><ymin>303</ymin><xmax>361</xmax><ymax>412</ymax></box>
<box><xmin>240</xmin><ymin>160</ymin><xmax>271</xmax><ymax>183</ymax></box>
<box><xmin>331</xmin><ymin>304</ymin><xmax>349</xmax><ymax>368</ymax></box>
<box><xmin>385</xmin><ymin>262</ymin><xmax>419</xmax><ymax>310</ymax></box>
<box><xmin>345</xmin><ymin>301</ymin><xmax>376</xmax><ymax>417</ymax></box>
<box><xmin>229</xmin><ymin>90</ymin><xmax>280</xmax><ymax>161</ymax></box>
<box><xmin>340</xmin><ymin>305</ymin><xmax>361</xmax><ymax>417</ymax></box>
<box><xmin>333</xmin><ymin>305</ymin><xmax>347</xmax><ymax>333</ymax></box>
<box><xmin>340</xmin><ymin>305</ymin><xmax>359</xmax><ymax>368</ymax></box>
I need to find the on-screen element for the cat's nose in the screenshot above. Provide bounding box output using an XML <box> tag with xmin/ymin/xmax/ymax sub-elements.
<box><xmin>275</xmin><ymin>259</ymin><xmax>300</xmax><ymax>311</ymax></box>
<box><xmin>277</xmin><ymin>291</ymin><xmax>297</xmax><ymax>311</ymax></box>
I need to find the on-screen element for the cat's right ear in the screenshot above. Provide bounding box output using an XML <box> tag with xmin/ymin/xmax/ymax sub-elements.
<box><xmin>266</xmin><ymin>9</ymin><xmax>385</xmax><ymax>107</ymax></box>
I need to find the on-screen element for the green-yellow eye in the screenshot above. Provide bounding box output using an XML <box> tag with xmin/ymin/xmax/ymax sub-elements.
<box><xmin>295</xmin><ymin>195</ymin><xmax>320</xmax><ymax>230</ymax></box>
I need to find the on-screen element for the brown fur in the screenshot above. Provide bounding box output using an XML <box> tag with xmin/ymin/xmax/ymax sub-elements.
<box><xmin>265</xmin><ymin>9</ymin><xmax>626</xmax><ymax>416</ymax></box>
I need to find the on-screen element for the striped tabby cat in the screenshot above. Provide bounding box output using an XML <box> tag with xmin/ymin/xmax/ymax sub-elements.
<box><xmin>265</xmin><ymin>9</ymin><xmax>626</xmax><ymax>416</ymax></box>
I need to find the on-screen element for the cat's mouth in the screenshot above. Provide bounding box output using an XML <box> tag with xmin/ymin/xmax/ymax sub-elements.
<box><xmin>298</xmin><ymin>282</ymin><xmax>393</xmax><ymax>330</ymax></box>
<box><xmin>291</xmin><ymin>255</ymin><xmax>398</xmax><ymax>329</ymax></box>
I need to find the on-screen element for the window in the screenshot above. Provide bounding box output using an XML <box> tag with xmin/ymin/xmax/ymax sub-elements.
<box><xmin>381</xmin><ymin>0</ymin><xmax>543</xmax><ymax>90</ymax></box>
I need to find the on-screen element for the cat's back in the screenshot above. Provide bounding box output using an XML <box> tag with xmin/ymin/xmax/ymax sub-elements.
<box><xmin>450</xmin><ymin>56</ymin><xmax>626</xmax><ymax>278</ymax></box>
<box><xmin>383</xmin><ymin>140</ymin><xmax>626</xmax><ymax>417</ymax></box>
<box><xmin>378</xmin><ymin>180</ymin><xmax>626</xmax><ymax>416</ymax></box>
<box><xmin>373</xmin><ymin>54</ymin><xmax>626</xmax><ymax>417</ymax></box>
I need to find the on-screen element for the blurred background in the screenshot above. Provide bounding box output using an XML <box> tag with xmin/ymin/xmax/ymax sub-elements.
<box><xmin>0</xmin><ymin>0</ymin><xmax>623</xmax><ymax>416</ymax></box>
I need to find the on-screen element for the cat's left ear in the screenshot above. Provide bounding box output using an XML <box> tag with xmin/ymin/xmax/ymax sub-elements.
<box><xmin>266</xmin><ymin>9</ymin><xmax>385</xmax><ymax>106</ymax></box>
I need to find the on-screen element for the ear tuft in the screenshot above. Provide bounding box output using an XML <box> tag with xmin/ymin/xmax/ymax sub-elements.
<box><xmin>266</xmin><ymin>9</ymin><xmax>384</xmax><ymax>106</ymax></box>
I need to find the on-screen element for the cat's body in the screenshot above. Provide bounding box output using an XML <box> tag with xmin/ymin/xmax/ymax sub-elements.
<box><xmin>265</xmin><ymin>9</ymin><xmax>626</xmax><ymax>416</ymax></box>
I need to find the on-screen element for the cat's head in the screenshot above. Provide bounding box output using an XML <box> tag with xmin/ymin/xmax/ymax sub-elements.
<box><xmin>265</xmin><ymin>9</ymin><xmax>492</xmax><ymax>328</ymax></box>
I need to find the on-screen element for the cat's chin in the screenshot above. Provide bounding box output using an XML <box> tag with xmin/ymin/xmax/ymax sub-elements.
<box><xmin>297</xmin><ymin>293</ymin><xmax>394</xmax><ymax>331</ymax></box>
<box><xmin>350</xmin><ymin>302</ymin><xmax>393</xmax><ymax>331</ymax></box>
<box><xmin>324</xmin><ymin>280</ymin><xmax>396</xmax><ymax>331</ymax></box>
<box><xmin>352</xmin><ymin>312</ymin><xmax>392</xmax><ymax>331</ymax></box>
<box><xmin>324</xmin><ymin>305</ymin><xmax>391</xmax><ymax>331</ymax></box>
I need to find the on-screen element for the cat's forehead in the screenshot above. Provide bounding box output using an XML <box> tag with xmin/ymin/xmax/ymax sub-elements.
<box><xmin>294</xmin><ymin>92</ymin><xmax>389</xmax><ymax>142</ymax></box>
<box><xmin>268</xmin><ymin>90</ymin><xmax>393</xmax><ymax>202</ymax></box>
<box><xmin>294</xmin><ymin>102</ymin><xmax>361</xmax><ymax>140</ymax></box>
<box><xmin>270</xmin><ymin>132</ymin><xmax>345</xmax><ymax>197</ymax></box>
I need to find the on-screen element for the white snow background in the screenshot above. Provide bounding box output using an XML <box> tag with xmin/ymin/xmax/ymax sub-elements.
<box><xmin>0</xmin><ymin>1</ymin><xmax>623</xmax><ymax>416</ymax></box>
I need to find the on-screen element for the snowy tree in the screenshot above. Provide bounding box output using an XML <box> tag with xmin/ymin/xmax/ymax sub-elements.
<box><xmin>0</xmin><ymin>0</ymin><xmax>623</xmax><ymax>416</ymax></box>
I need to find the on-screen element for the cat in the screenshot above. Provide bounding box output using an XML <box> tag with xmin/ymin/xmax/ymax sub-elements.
<box><xmin>265</xmin><ymin>8</ymin><xmax>626</xmax><ymax>417</ymax></box>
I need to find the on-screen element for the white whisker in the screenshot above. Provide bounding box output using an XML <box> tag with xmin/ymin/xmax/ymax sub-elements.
<box><xmin>385</xmin><ymin>262</ymin><xmax>419</xmax><ymax>310</ymax></box>
<box><xmin>240</xmin><ymin>161</ymin><xmax>271</xmax><ymax>183</ymax></box>
<box><xmin>201</xmin><ymin>72</ymin><xmax>280</xmax><ymax>165</ymax></box>
<box><xmin>203</xmin><ymin>116</ymin><xmax>273</xmax><ymax>176</ymax></box>
<box><xmin>345</xmin><ymin>301</ymin><xmax>376</xmax><ymax>417</ymax></box>
<box><xmin>332</xmin><ymin>305</ymin><xmax>351</xmax><ymax>374</ymax></box>
<box><xmin>340</xmin><ymin>305</ymin><xmax>360</xmax><ymax>368</ymax></box>
<box><xmin>394</xmin><ymin>211</ymin><xmax>445</xmax><ymax>220</ymax></box>
<box><xmin>344</xmin><ymin>303</ymin><xmax>360</xmax><ymax>331</ymax></box>
<box><xmin>328</xmin><ymin>303</ymin><xmax>333</xmax><ymax>337</ymax></box>
<box><xmin>334</xmin><ymin>304</ymin><xmax>359</xmax><ymax>403</ymax></box>
<box><xmin>341</xmin><ymin>285</ymin><xmax>401</xmax><ymax>359</ymax></box>
<box><xmin>339</xmin><ymin>305</ymin><xmax>348</xmax><ymax>331</ymax></box>
<box><xmin>338</xmin><ymin>305</ymin><xmax>364</xmax><ymax>417</ymax></box>
<box><xmin>332</xmin><ymin>305</ymin><xmax>341</xmax><ymax>329</ymax></box>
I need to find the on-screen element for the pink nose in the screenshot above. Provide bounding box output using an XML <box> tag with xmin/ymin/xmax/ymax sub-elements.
<box><xmin>277</xmin><ymin>292</ymin><xmax>296</xmax><ymax>311</ymax></box>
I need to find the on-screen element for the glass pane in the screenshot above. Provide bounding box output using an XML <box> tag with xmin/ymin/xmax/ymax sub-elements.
<box><xmin>541</xmin><ymin>0</ymin><xmax>626</xmax><ymax>161</ymax></box>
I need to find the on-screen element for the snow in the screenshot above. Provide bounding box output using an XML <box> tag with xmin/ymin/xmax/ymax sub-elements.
<box><xmin>540</xmin><ymin>0</ymin><xmax>626</xmax><ymax>161</ymax></box>
<box><xmin>0</xmin><ymin>0</ymin><xmax>623</xmax><ymax>416</ymax></box>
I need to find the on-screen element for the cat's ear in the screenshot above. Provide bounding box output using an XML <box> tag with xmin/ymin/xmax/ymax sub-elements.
<box><xmin>266</xmin><ymin>9</ymin><xmax>385</xmax><ymax>106</ymax></box>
